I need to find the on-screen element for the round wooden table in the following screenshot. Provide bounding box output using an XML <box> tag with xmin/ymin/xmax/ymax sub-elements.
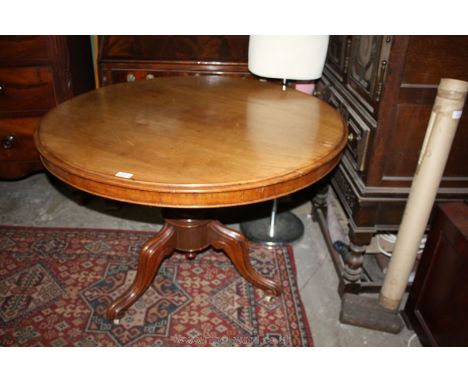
<box><xmin>35</xmin><ymin>76</ymin><xmax>347</xmax><ymax>321</ymax></box>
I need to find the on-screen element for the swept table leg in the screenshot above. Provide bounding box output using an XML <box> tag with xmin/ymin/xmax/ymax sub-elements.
<box><xmin>106</xmin><ymin>215</ymin><xmax>282</xmax><ymax>322</ymax></box>
<box><xmin>207</xmin><ymin>220</ymin><xmax>282</xmax><ymax>296</ymax></box>
<box><xmin>105</xmin><ymin>223</ymin><xmax>176</xmax><ymax>320</ymax></box>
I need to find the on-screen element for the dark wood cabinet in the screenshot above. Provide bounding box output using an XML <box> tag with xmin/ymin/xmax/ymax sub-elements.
<box><xmin>315</xmin><ymin>36</ymin><xmax>468</xmax><ymax>291</ymax></box>
<box><xmin>403</xmin><ymin>202</ymin><xmax>468</xmax><ymax>346</ymax></box>
<box><xmin>98</xmin><ymin>35</ymin><xmax>251</xmax><ymax>87</ymax></box>
<box><xmin>0</xmin><ymin>36</ymin><xmax>95</xmax><ymax>179</ymax></box>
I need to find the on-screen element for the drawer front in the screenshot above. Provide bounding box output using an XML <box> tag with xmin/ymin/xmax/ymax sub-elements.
<box><xmin>0</xmin><ymin>117</ymin><xmax>41</xmax><ymax>162</ymax></box>
<box><xmin>0</xmin><ymin>36</ymin><xmax>50</xmax><ymax>63</ymax></box>
<box><xmin>103</xmin><ymin>67</ymin><xmax>250</xmax><ymax>86</ymax></box>
<box><xmin>0</xmin><ymin>66</ymin><xmax>56</xmax><ymax>112</ymax></box>
<box><xmin>110</xmin><ymin>69</ymin><xmax>195</xmax><ymax>84</ymax></box>
<box><xmin>326</xmin><ymin>88</ymin><xmax>371</xmax><ymax>172</ymax></box>
<box><xmin>346</xmin><ymin>110</ymin><xmax>370</xmax><ymax>172</ymax></box>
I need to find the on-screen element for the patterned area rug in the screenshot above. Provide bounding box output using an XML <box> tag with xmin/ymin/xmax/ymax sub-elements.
<box><xmin>0</xmin><ymin>226</ymin><xmax>312</xmax><ymax>346</ymax></box>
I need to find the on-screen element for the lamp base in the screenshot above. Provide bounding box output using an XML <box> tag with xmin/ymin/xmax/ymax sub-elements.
<box><xmin>240</xmin><ymin>211</ymin><xmax>305</xmax><ymax>245</ymax></box>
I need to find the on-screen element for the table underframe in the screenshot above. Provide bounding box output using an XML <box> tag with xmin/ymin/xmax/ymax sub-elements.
<box><xmin>105</xmin><ymin>209</ymin><xmax>282</xmax><ymax>321</ymax></box>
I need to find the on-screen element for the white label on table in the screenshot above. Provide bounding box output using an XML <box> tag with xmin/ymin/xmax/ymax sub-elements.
<box><xmin>452</xmin><ymin>110</ymin><xmax>462</xmax><ymax>119</ymax></box>
<box><xmin>115</xmin><ymin>171</ymin><xmax>134</xmax><ymax>179</ymax></box>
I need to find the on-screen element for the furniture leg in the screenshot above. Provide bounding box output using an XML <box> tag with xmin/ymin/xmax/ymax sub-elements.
<box><xmin>311</xmin><ymin>183</ymin><xmax>329</xmax><ymax>222</ymax></box>
<box><xmin>106</xmin><ymin>214</ymin><xmax>281</xmax><ymax>321</ymax></box>
<box><xmin>208</xmin><ymin>220</ymin><xmax>281</xmax><ymax>296</ymax></box>
<box><xmin>342</xmin><ymin>243</ymin><xmax>365</xmax><ymax>282</ymax></box>
<box><xmin>105</xmin><ymin>223</ymin><xmax>176</xmax><ymax>320</ymax></box>
<box><xmin>339</xmin><ymin>230</ymin><xmax>373</xmax><ymax>294</ymax></box>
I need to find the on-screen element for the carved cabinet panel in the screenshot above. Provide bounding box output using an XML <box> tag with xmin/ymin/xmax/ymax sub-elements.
<box><xmin>346</xmin><ymin>36</ymin><xmax>391</xmax><ymax>114</ymax></box>
<box><xmin>326</xmin><ymin>36</ymin><xmax>350</xmax><ymax>81</ymax></box>
<box><xmin>348</xmin><ymin>36</ymin><xmax>382</xmax><ymax>96</ymax></box>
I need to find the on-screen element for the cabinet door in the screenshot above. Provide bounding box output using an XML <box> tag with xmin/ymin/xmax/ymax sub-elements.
<box><xmin>346</xmin><ymin>36</ymin><xmax>391</xmax><ymax>114</ymax></box>
<box><xmin>326</xmin><ymin>36</ymin><xmax>350</xmax><ymax>82</ymax></box>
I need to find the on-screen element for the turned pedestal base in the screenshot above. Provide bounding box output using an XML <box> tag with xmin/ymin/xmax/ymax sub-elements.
<box><xmin>105</xmin><ymin>213</ymin><xmax>282</xmax><ymax>321</ymax></box>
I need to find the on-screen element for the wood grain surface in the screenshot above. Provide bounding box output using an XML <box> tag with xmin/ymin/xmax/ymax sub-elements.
<box><xmin>35</xmin><ymin>76</ymin><xmax>347</xmax><ymax>207</ymax></box>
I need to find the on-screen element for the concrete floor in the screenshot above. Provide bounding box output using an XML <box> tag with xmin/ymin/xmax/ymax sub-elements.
<box><xmin>0</xmin><ymin>173</ymin><xmax>420</xmax><ymax>346</ymax></box>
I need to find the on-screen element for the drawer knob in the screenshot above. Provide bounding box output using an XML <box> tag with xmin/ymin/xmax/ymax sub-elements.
<box><xmin>146</xmin><ymin>73</ymin><xmax>155</xmax><ymax>80</ymax></box>
<box><xmin>0</xmin><ymin>83</ymin><xmax>5</xmax><ymax>94</ymax></box>
<box><xmin>2</xmin><ymin>135</ymin><xmax>15</xmax><ymax>150</ymax></box>
<box><xmin>126</xmin><ymin>73</ymin><xmax>136</xmax><ymax>82</ymax></box>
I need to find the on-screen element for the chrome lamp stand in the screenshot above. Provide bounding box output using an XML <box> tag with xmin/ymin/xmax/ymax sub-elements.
<box><xmin>240</xmin><ymin>198</ymin><xmax>304</xmax><ymax>245</ymax></box>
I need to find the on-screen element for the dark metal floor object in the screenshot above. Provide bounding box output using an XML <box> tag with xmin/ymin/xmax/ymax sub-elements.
<box><xmin>340</xmin><ymin>293</ymin><xmax>404</xmax><ymax>334</ymax></box>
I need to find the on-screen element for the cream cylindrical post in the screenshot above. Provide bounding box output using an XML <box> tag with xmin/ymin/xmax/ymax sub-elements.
<box><xmin>380</xmin><ymin>78</ymin><xmax>468</xmax><ymax>311</ymax></box>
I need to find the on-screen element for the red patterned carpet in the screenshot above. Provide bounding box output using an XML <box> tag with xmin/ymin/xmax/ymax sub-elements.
<box><xmin>0</xmin><ymin>226</ymin><xmax>313</xmax><ymax>346</ymax></box>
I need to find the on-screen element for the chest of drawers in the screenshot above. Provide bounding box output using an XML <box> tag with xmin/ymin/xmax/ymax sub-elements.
<box><xmin>98</xmin><ymin>35</ymin><xmax>251</xmax><ymax>87</ymax></box>
<box><xmin>0</xmin><ymin>36</ymin><xmax>95</xmax><ymax>179</ymax></box>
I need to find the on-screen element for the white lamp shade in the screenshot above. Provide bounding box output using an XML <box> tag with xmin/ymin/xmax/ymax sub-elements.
<box><xmin>248</xmin><ymin>35</ymin><xmax>329</xmax><ymax>80</ymax></box>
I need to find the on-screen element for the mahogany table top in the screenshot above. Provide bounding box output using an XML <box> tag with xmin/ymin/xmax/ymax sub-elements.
<box><xmin>35</xmin><ymin>76</ymin><xmax>347</xmax><ymax>208</ymax></box>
